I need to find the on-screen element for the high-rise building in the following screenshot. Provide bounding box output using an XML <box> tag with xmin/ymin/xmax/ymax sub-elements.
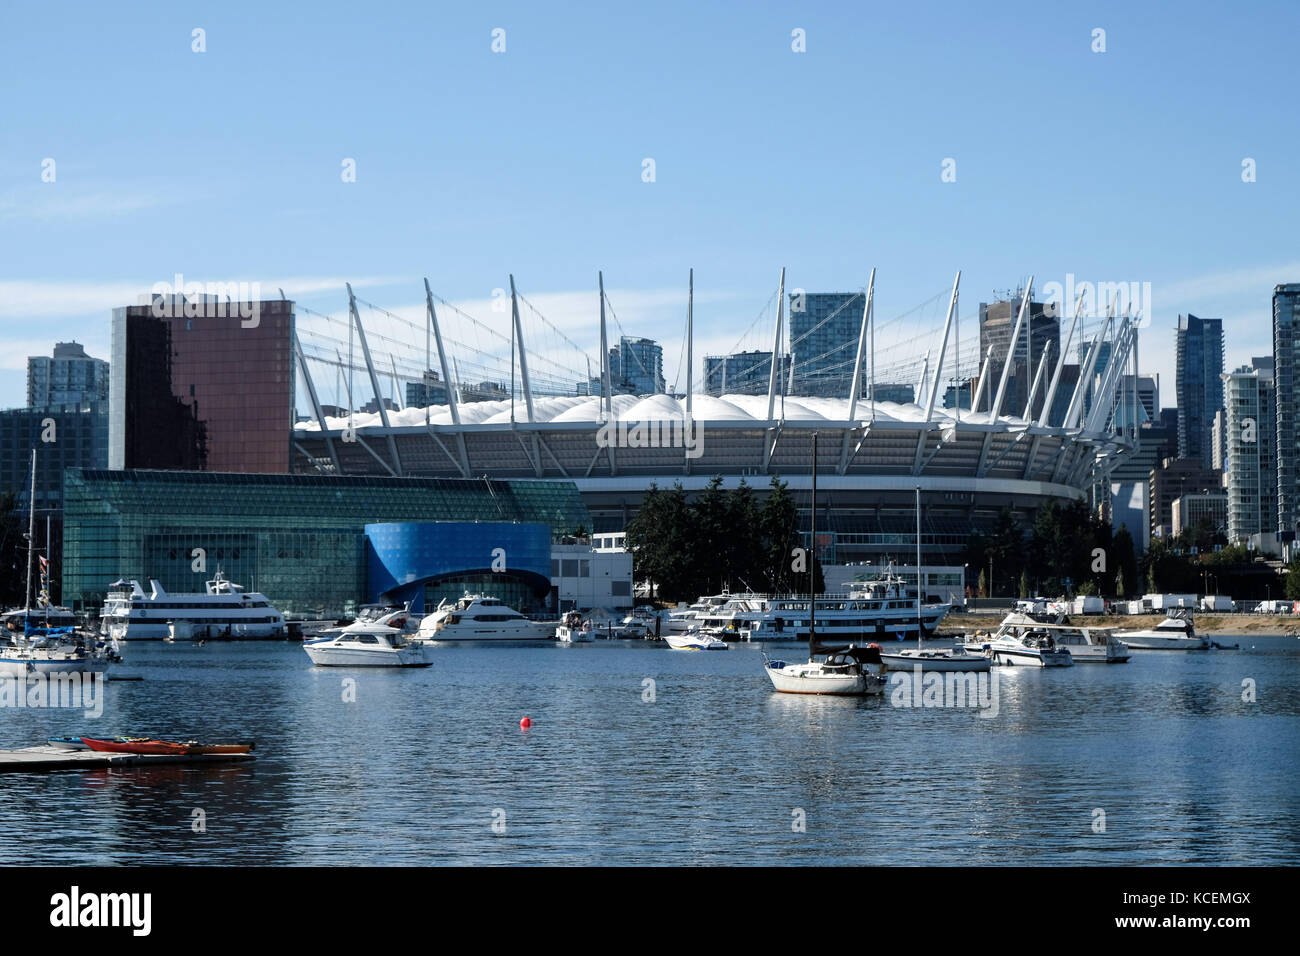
<box><xmin>609</xmin><ymin>336</ymin><xmax>664</xmax><ymax>395</ymax></box>
<box><xmin>27</xmin><ymin>342</ymin><xmax>110</xmax><ymax>407</ymax></box>
<box><xmin>1273</xmin><ymin>283</ymin><xmax>1300</xmax><ymax>549</ymax></box>
<box><xmin>405</xmin><ymin>370</ymin><xmax>449</xmax><ymax>407</ymax></box>
<box><xmin>109</xmin><ymin>296</ymin><xmax>295</xmax><ymax>474</ymax></box>
<box><xmin>1175</xmin><ymin>314</ymin><xmax>1225</xmax><ymax>469</ymax></box>
<box><xmin>979</xmin><ymin>291</ymin><xmax>1060</xmax><ymax>419</ymax></box>
<box><xmin>703</xmin><ymin>350</ymin><xmax>791</xmax><ymax>396</ymax></box>
<box><xmin>789</xmin><ymin>292</ymin><xmax>865</xmax><ymax>398</ymax></box>
<box><xmin>1223</xmin><ymin>359</ymin><xmax>1277</xmax><ymax>544</ymax></box>
<box><xmin>1149</xmin><ymin>456</ymin><xmax>1224</xmax><ymax>541</ymax></box>
<box><xmin>1171</xmin><ymin>492</ymin><xmax>1228</xmax><ymax>538</ymax></box>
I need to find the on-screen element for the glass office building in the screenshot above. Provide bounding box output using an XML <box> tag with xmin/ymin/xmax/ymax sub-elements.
<box><xmin>62</xmin><ymin>470</ymin><xmax>591</xmax><ymax>617</ymax></box>
<box><xmin>109</xmin><ymin>298</ymin><xmax>295</xmax><ymax>474</ymax></box>
<box><xmin>1175</xmin><ymin>314</ymin><xmax>1225</xmax><ymax>469</ymax></box>
<box><xmin>789</xmin><ymin>292</ymin><xmax>865</xmax><ymax>397</ymax></box>
<box><xmin>1274</xmin><ymin>284</ymin><xmax>1300</xmax><ymax>546</ymax></box>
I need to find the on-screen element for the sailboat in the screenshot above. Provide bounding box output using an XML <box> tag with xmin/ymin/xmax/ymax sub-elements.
<box><xmin>0</xmin><ymin>450</ymin><xmax>115</xmax><ymax>677</ymax></box>
<box><xmin>763</xmin><ymin>433</ymin><xmax>887</xmax><ymax>695</ymax></box>
<box><xmin>878</xmin><ymin>488</ymin><xmax>990</xmax><ymax>673</ymax></box>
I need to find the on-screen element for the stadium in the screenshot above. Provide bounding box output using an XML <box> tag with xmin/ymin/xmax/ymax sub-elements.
<box><xmin>289</xmin><ymin>275</ymin><xmax>1140</xmax><ymax>568</ymax></box>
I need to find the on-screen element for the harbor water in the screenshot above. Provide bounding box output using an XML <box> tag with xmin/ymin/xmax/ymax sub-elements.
<box><xmin>2</xmin><ymin>636</ymin><xmax>1297</xmax><ymax>865</ymax></box>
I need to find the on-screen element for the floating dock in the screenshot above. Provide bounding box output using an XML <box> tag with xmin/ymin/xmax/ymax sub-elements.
<box><xmin>0</xmin><ymin>746</ymin><xmax>255</xmax><ymax>774</ymax></box>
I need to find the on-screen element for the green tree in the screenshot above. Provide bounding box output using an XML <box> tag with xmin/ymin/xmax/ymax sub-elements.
<box><xmin>1018</xmin><ymin>569</ymin><xmax>1030</xmax><ymax>598</ymax></box>
<box><xmin>726</xmin><ymin>479</ymin><xmax>763</xmax><ymax>591</ymax></box>
<box><xmin>690</xmin><ymin>476</ymin><xmax>730</xmax><ymax>594</ymax></box>
<box><xmin>761</xmin><ymin>477</ymin><xmax>800</xmax><ymax>593</ymax></box>
<box><xmin>1285</xmin><ymin>558</ymin><xmax>1300</xmax><ymax>602</ymax></box>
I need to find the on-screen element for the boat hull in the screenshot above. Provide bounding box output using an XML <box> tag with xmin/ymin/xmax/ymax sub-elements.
<box><xmin>665</xmin><ymin>634</ymin><xmax>728</xmax><ymax>650</ymax></box>
<box><xmin>303</xmin><ymin>645</ymin><xmax>431</xmax><ymax>667</ymax></box>
<box><xmin>764</xmin><ymin>662</ymin><xmax>885</xmax><ymax>695</ymax></box>
<box><xmin>1114</xmin><ymin>633</ymin><xmax>1208</xmax><ymax>650</ymax></box>
<box><xmin>879</xmin><ymin>650</ymin><xmax>991</xmax><ymax>672</ymax></box>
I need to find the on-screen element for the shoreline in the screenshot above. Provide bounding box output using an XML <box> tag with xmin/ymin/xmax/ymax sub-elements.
<box><xmin>939</xmin><ymin>612</ymin><xmax>1300</xmax><ymax>638</ymax></box>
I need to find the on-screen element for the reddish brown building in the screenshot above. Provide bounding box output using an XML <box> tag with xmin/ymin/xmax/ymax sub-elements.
<box><xmin>109</xmin><ymin>297</ymin><xmax>294</xmax><ymax>474</ymax></box>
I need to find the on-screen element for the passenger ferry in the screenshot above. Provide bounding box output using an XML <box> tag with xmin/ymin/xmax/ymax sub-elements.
<box><xmin>736</xmin><ymin>567</ymin><xmax>951</xmax><ymax>642</ymax></box>
<box><xmin>414</xmin><ymin>594</ymin><xmax>554</xmax><ymax>642</ymax></box>
<box><xmin>100</xmin><ymin>571</ymin><xmax>287</xmax><ymax>640</ymax></box>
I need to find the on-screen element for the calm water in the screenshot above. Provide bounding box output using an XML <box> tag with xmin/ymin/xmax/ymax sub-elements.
<box><xmin>2</xmin><ymin>636</ymin><xmax>1298</xmax><ymax>866</ymax></box>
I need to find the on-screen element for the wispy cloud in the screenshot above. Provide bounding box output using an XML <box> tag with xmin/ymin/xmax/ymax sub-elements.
<box><xmin>0</xmin><ymin>276</ymin><xmax>397</xmax><ymax>322</ymax></box>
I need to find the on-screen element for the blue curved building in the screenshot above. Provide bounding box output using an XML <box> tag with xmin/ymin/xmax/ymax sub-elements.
<box><xmin>365</xmin><ymin>521</ymin><xmax>554</xmax><ymax>613</ymax></box>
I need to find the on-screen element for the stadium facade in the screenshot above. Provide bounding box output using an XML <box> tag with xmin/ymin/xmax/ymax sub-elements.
<box><xmin>290</xmin><ymin>276</ymin><xmax>1141</xmax><ymax>570</ymax></box>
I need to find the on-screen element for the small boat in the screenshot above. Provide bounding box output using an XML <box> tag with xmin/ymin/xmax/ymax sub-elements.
<box><xmin>47</xmin><ymin>736</ymin><xmax>91</xmax><ymax>751</ymax></box>
<box><xmin>879</xmin><ymin>642</ymin><xmax>992</xmax><ymax>672</ymax></box>
<box><xmin>666</xmin><ymin>630</ymin><xmax>728</xmax><ymax>651</ymax></box>
<box><xmin>963</xmin><ymin>612</ymin><xmax>1074</xmax><ymax>666</ymax></box>
<box><xmin>1114</xmin><ymin>614</ymin><xmax>1208</xmax><ymax>650</ymax></box>
<box><xmin>556</xmin><ymin>612</ymin><xmax>595</xmax><ymax>643</ymax></box>
<box><xmin>764</xmin><ymin>644</ymin><xmax>887</xmax><ymax>695</ymax></box>
<box><xmin>414</xmin><ymin>594</ymin><xmax>553</xmax><ymax>642</ymax></box>
<box><xmin>79</xmin><ymin>737</ymin><xmax>255</xmax><ymax>755</ymax></box>
<box><xmin>304</xmin><ymin>621</ymin><xmax>431</xmax><ymax>667</ymax></box>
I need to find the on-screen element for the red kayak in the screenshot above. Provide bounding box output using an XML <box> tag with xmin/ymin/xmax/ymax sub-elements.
<box><xmin>79</xmin><ymin>737</ymin><xmax>253</xmax><ymax>755</ymax></box>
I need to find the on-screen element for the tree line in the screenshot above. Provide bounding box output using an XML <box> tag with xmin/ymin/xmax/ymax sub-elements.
<box><xmin>624</xmin><ymin>477</ymin><xmax>823</xmax><ymax>603</ymax></box>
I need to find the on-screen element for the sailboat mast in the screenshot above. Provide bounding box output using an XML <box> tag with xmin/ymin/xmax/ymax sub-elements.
<box><xmin>809</xmin><ymin>432</ymin><xmax>817</xmax><ymax>661</ymax></box>
<box><xmin>916</xmin><ymin>485</ymin><xmax>922</xmax><ymax>647</ymax></box>
<box><xmin>24</xmin><ymin>449</ymin><xmax>35</xmax><ymax>615</ymax></box>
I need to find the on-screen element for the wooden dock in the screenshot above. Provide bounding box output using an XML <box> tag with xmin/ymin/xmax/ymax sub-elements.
<box><xmin>0</xmin><ymin>746</ymin><xmax>255</xmax><ymax>774</ymax></box>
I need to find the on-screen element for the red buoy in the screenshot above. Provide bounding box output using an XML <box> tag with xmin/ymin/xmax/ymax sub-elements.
<box><xmin>520</xmin><ymin>716</ymin><xmax>532</xmax><ymax>729</ymax></box>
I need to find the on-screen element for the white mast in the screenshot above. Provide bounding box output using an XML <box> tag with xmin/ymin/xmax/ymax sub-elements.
<box><xmin>686</xmin><ymin>269</ymin><xmax>694</xmax><ymax>418</ymax></box>
<box><xmin>766</xmin><ymin>268</ymin><xmax>786</xmax><ymax>422</ymax></box>
<box><xmin>925</xmin><ymin>271</ymin><xmax>961</xmax><ymax>421</ymax></box>
<box><xmin>847</xmin><ymin>269</ymin><xmax>875</xmax><ymax>422</ymax></box>
<box><xmin>24</xmin><ymin>449</ymin><xmax>35</xmax><ymax>616</ymax></box>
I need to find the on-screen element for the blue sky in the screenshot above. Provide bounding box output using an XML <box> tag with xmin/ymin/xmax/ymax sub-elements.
<box><xmin>2</xmin><ymin>0</ymin><xmax>1297</xmax><ymax>410</ymax></box>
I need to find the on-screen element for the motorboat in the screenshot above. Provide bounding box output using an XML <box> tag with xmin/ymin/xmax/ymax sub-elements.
<box><xmin>414</xmin><ymin>594</ymin><xmax>553</xmax><ymax>642</ymax></box>
<box><xmin>100</xmin><ymin>570</ymin><xmax>286</xmax><ymax>640</ymax></box>
<box><xmin>763</xmin><ymin>644</ymin><xmax>887</xmax><ymax>695</ymax></box>
<box><xmin>963</xmin><ymin>612</ymin><xmax>1074</xmax><ymax>666</ymax></box>
<box><xmin>556</xmin><ymin>612</ymin><xmax>595</xmax><ymax>643</ymax></box>
<box><xmin>303</xmin><ymin>621</ymin><xmax>431</xmax><ymax>667</ymax></box>
<box><xmin>665</xmin><ymin>629</ymin><xmax>728</xmax><ymax>651</ymax></box>
<box><xmin>1048</xmin><ymin>626</ymin><xmax>1130</xmax><ymax>662</ymax></box>
<box><xmin>1114</xmin><ymin>615</ymin><xmax>1208</xmax><ymax>650</ymax></box>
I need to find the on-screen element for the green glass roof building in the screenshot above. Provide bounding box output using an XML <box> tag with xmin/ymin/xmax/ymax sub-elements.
<box><xmin>62</xmin><ymin>469</ymin><xmax>591</xmax><ymax>618</ymax></box>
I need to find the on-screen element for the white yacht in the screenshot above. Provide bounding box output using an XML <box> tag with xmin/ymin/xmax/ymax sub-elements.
<box><xmin>1050</xmin><ymin>626</ymin><xmax>1130</xmax><ymax>662</ymax></box>
<box><xmin>414</xmin><ymin>595</ymin><xmax>554</xmax><ymax>642</ymax></box>
<box><xmin>303</xmin><ymin>621</ymin><xmax>430</xmax><ymax>667</ymax></box>
<box><xmin>100</xmin><ymin>571</ymin><xmax>286</xmax><ymax>640</ymax></box>
<box><xmin>963</xmin><ymin>612</ymin><xmax>1074</xmax><ymax>667</ymax></box>
<box><xmin>740</xmin><ymin>569</ymin><xmax>951</xmax><ymax>643</ymax></box>
<box><xmin>665</xmin><ymin>628</ymin><xmax>728</xmax><ymax>651</ymax></box>
<box><xmin>664</xmin><ymin>594</ymin><xmax>731</xmax><ymax>633</ymax></box>
<box><xmin>1114</xmin><ymin>616</ymin><xmax>1208</xmax><ymax>650</ymax></box>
